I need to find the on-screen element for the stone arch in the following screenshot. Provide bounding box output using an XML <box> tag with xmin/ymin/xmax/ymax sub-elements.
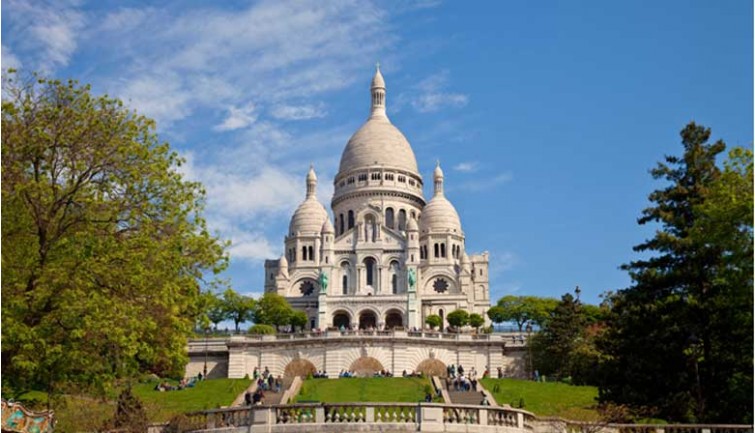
<box><xmin>384</xmin><ymin>309</ymin><xmax>403</xmax><ymax>329</ymax></box>
<box><xmin>416</xmin><ymin>359</ymin><xmax>448</xmax><ymax>378</ymax></box>
<box><xmin>284</xmin><ymin>359</ymin><xmax>317</xmax><ymax>378</ymax></box>
<box><xmin>349</xmin><ymin>357</ymin><xmax>385</xmax><ymax>377</ymax></box>
<box><xmin>332</xmin><ymin>310</ymin><xmax>351</xmax><ymax>329</ymax></box>
<box><xmin>358</xmin><ymin>309</ymin><xmax>378</xmax><ymax>329</ymax></box>
<box><xmin>423</xmin><ymin>271</ymin><xmax>457</xmax><ymax>294</ymax></box>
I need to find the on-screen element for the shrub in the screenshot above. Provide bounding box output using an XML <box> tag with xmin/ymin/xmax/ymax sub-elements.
<box><xmin>248</xmin><ymin>324</ymin><xmax>276</xmax><ymax>335</ymax></box>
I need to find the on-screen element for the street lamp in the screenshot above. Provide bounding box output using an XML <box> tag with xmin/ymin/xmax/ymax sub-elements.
<box><xmin>203</xmin><ymin>327</ymin><xmax>210</xmax><ymax>379</ymax></box>
<box><xmin>574</xmin><ymin>285</ymin><xmax>581</xmax><ymax>301</ymax></box>
<box><xmin>525</xmin><ymin>322</ymin><xmax>533</xmax><ymax>380</ymax></box>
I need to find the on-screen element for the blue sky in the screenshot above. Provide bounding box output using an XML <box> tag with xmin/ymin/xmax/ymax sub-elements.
<box><xmin>2</xmin><ymin>0</ymin><xmax>752</xmax><ymax>306</ymax></box>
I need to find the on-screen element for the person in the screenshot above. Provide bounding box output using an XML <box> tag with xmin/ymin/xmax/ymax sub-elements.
<box><xmin>252</xmin><ymin>390</ymin><xmax>263</xmax><ymax>405</ymax></box>
<box><xmin>458</xmin><ymin>365</ymin><xmax>464</xmax><ymax>376</ymax></box>
<box><xmin>534</xmin><ymin>370</ymin><xmax>540</xmax><ymax>382</ymax></box>
<box><xmin>244</xmin><ymin>390</ymin><xmax>253</xmax><ymax>406</ymax></box>
<box><xmin>198</xmin><ymin>372</ymin><xmax>203</xmax><ymax>381</ymax></box>
<box><xmin>497</xmin><ymin>367</ymin><xmax>503</xmax><ymax>379</ymax></box>
<box><xmin>275</xmin><ymin>376</ymin><xmax>282</xmax><ymax>393</ymax></box>
<box><xmin>424</xmin><ymin>392</ymin><xmax>433</xmax><ymax>402</ymax></box>
<box><xmin>268</xmin><ymin>374</ymin><xmax>274</xmax><ymax>391</ymax></box>
<box><xmin>480</xmin><ymin>393</ymin><xmax>490</xmax><ymax>406</ymax></box>
<box><xmin>253</xmin><ymin>367</ymin><xmax>259</xmax><ymax>379</ymax></box>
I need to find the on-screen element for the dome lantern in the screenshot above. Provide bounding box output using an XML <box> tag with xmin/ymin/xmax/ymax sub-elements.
<box><xmin>370</xmin><ymin>62</ymin><xmax>386</xmax><ymax>118</ymax></box>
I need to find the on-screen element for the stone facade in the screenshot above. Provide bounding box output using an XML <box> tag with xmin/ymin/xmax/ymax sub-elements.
<box><xmin>186</xmin><ymin>332</ymin><xmax>527</xmax><ymax>380</ymax></box>
<box><xmin>263</xmin><ymin>67</ymin><xmax>491</xmax><ymax>331</ymax></box>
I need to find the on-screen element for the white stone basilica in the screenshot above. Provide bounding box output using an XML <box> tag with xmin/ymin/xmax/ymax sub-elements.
<box><xmin>264</xmin><ymin>67</ymin><xmax>490</xmax><ymax>331</ymax></box>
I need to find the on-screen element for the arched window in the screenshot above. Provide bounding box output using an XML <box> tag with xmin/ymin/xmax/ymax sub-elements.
<box><xmin>386</xmin><ymin>208</ymin><xmax>395</xmax><ymax>229</ymax></box>
<box><xmin>348</xmin><ymin>211</ymin><xmax>355</xmax><ymax>229</ymax></box>
<box><xmin>434</xmin><ymin>243</ymin><xmax>439</xmax><ymax>258</ymax></box>
<box><xmin>341</xmin><ymin>262</ymin><xmax>350</xmax><ymax>295</ymax></box>
<box><xmin>308</xmin><ymin>246</ymin><xmax>314</xmax><ymax>261</ymax></box>
<box><xmin>398</xmin><ymin>209</ymin><xmax>407</xmax><ymax>231</ymax></box>
<box><xmin>390</xmin><ymin>261</ymin><xmax>400</xmax><ymax>294</ymax></box>
<box><xmin>364</xmin><ymin>258</ymin><xmax>375</xmax><ymax>286</ymax></box>
<box><xmin>440</xmin><ymin>244</ymin><xmax>446</xmax><ymax>258</ymax></box>
<box><xmin>339</xmin><ymin>214</ymin><xmax>344</xmax><ymax>235</ymax></box>
<box><xmin>302</xmin><ymin>246</ymin><xmax>307</xmax><ymax>260</ymax></box>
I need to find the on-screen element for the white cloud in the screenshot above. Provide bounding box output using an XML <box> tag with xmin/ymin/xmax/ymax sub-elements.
<box><xmin>227</xmin><ymin>232</ymin><xmax>278</xmax><ymax>263</ymax></box>
<box><xmin>100</xmin><ymin>7</ymin><xmax>153</xmax><ymax>32</ymax></box>
<box><xmin>271</xmin><ymin>103</ymin><xmax>327</xmax><ymax>120</ymax></box>
<box><xmin>4</xmin><ymin>0</ymin><xmax>85</xmax><ymax>71</ymax></box>
<box><xmin>119</xmin><ymin>75</ymin><xmax>191</xmax><ymax>127</ymax></box>
<box><xmin>453</xmin><ymin>161</ymin><xmax>478</xmax><ymax>172</ymax></box>
<box><xmin>408</xmin><ymin>71</ymin><xmax>469</xmax><ymax>113</ymax></box>
<box><xmin>215</xmin><ymin>103</ymin><xmax>258</xmax><ymax>131</ymax></box>
<box><xmin>456</xmin><ymin>172</ymin><xmax>513</xmax><ymax>192</ymax></box>
<box><xmin>2</xmin><ymin>45</ymin><xmax>22</xmax><ymax>70</ymax></box>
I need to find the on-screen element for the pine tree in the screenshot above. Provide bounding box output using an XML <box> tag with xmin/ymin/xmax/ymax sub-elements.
<box><xmin>599</xmin><ymin>123</ymin><xmax>753</xmax><ymax>422</ymax></box>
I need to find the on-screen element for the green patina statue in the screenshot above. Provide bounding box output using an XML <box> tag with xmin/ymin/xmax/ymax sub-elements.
<box><xmin>319</xmin><ymin>271</ymin><xmax>328</xmax><ymax>293</ymax></box>
<box><xmin>407</xmin><ymin>267</ymin><xmax>417</xmax><ymax>291</ymax></box>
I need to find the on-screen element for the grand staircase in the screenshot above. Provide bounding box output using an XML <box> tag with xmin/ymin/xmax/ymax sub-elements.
<box><xmin>439</xmin><ymin>377</ymin><xmax>491</xmax><ymax>406</ymax></box>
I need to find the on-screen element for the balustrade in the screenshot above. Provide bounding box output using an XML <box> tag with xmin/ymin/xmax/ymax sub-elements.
<box><xmin>443</xmin><ymin>405</ymin><xmax>480</xmax><ymax>424</ymax></box>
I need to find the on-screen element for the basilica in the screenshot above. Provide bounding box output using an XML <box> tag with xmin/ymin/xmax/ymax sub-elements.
<box><xmin>264</xmin><ymin>67</ymin><xmax>490</xmax><ymax>331</ymax></box>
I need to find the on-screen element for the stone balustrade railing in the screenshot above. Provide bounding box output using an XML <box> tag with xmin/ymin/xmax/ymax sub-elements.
<box><xmin>188</xmin><ymin>330</ymin><xmax>528</xmax><ymax>351</ymax></box>
<box><xmin>179</xmin><ymin>402</ymin><xmax>535</xmax><ymax>432</ymax></box>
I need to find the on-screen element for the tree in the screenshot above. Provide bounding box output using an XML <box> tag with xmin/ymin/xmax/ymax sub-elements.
<box><xmin>289</xmin><ymin>310</ymin><xmax>308</xmax><ymax>332</ymax></box>
<box><xmin>494</xmin><ymin>295</ymin><xmax>558</xmax><ymax>331</ymax></box>
<box><xmin>469</xmin><ymin>313</ymin><xmax>485</xmax><ymax>331</ymax></box>
<box><xmin>425</xmin><ymin>314</ymin><xmax>442</xmax><ymax>330</ymax></box>
<box><xmin>599</xmin><ymin>123</ymin><xmax>753</xmax><ymax>423</ymax></box>
<box><xmin>1</xmin><ymin>74</ymin><xmax>227</xmax><ymax>400</ymax></box>
<box><xmin>247</xmin><ymin>324</ymin><xmax>276</xmax><ymax>335</ymax></box>
<box><xmin>221</xmin><ymin>289</ymin><xmax>256</xmax><ymax>333</ymax></box>
<box><xmin>486</xmin><ymin>306</ymin><xmax>507</xmax><ymax>326</ymax></box>
<box><xmin>255</xmin><ymin>292</ymin><xmax>293</xmax><ymax>331</ymax></box>
<box><xmin>446</xmin><ymin>310</ymin><xmax>469</xmax><ymax>330</ymax></box>
<box><xmin>532</xmin><ymin>292</ymin><xmax>585</xmax><ymax>380</ymax></box>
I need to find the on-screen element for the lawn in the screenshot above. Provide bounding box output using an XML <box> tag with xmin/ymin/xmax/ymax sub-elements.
<box><xmin>15</xmin><ymin>378</ymin><xmax>251</xmax><ymax>431</ymax></box>
<box><xmin>295</xmin><ymin>377</ymin><xmax>433</xmax><ymax>403</ymax></box>
<box><xmin>480</xmin><ymin>378</ymin><xmax>599</xmax><ymax>421</ymax></box>
<box><xmin>133</xmin><ymin>378</ymin><xmax>251</xmax><ymax>421</ymax></box>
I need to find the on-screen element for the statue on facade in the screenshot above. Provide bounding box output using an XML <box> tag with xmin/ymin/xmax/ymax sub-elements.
<box><xmin>407</xmin><ymin>267</ymin><xmax>417</xmax><ymax>292</ymax></box>
<box><xmin>319</xmin><ymin>271</ymin><xmax>328</xmax><ymax>293</ymax></box>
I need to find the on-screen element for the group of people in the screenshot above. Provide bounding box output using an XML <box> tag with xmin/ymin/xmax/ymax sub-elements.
<box><xmin>252</xmin><ymin>366</ymin><xmax>282</xmax><ymax>393</ymax></box>
<box><xmin>244</xmin><ymin>388</ymin><xmax>266</xmax><ymax>406</ymax></box>
<box><xmin>401</xmin><ymin>370</ymin><xmax>423</xmax><ymax>378</ymax></box>
<box><xmin>153</xmin><ymin>375</ymin><xmax>199</xmax><ymax>392</ymax></box>
<box><xmin>445</xmin><ymin>364</ymin><xmax>480</xmax><ymax>393</ymax></box>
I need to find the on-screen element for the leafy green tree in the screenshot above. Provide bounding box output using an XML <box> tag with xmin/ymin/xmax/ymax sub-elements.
<box><xmin>1</xmin><ymin>74</ymin><xmax>227</xmax><ymax>400</ymax></box>
<box><xmin>255</xmin><ymin>292</ymin><xmax>293</xmax><ymax>331</ymax></box>
<box><xmin>247</xmin><ymin>324</ymin><xmax>276</xmax><ymax>335</ymax></box>
<box><xmin>533</xmin><ymin>292</ymin><xmax>585</xmax><ymax>379</ymax></box>
<box><xmin>425</xmin><ymin>314</ymin><xmax>442</xmax><ymax>330</ymax></box>
<box><xmin>486</xmin><ymin>306</ymin><xmax>506</xmax><ymax>326</ymax></box>
<box><xmin>221</xmin><ymin>289</ymin><xmax>256</xmax><ymax>333</ymax></box>
<box><xmin>495</xmin><ymin>295</ymin><xmax>558</xmax><ymax>330</ymax></box>
<box><xmin>599</xmin><ymin>123</ymin><xmax>753</xmax><ymax>423</ymax></box>
<box><xmin>469</xmin><ymin>313</ymin><xmax>485</xmax><ymax>331</ymax></box>
<box><xmin>289</xmin><ymin>310</ymin><xmax>309</xmax><ymax>332</ymax></box>
<box><xmin>446</xmin><ymin>310</ymin><xmax>469</xmax><ymax>330</ymax></box>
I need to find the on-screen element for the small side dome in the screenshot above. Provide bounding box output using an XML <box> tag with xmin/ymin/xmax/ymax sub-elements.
<box><xmin>407</xmin><ymin>215</ymin><xmax>419</xmax><ymax>231</ymax></box>
<box><xmin>420</xmin><ymin>196</ymin><xmax>462</xmax><ymax>235</ymax></box>
<box><xmin>289</xmin><ymin>198</ymin><xmax>328</xmax><ymax>235</ymax></box>
<box><xmin>322</xmin><ymin>217</ymin><xmax>335</xmax><ymax>234</ymax></box>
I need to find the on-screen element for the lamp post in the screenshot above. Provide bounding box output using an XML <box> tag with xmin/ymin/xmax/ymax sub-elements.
<box><xmin>203</xmin><ymin>327</ymin><xmax>210</xmax><ymax>379</ymax></box>
<box><xmin>525</xmin><ymin>322</ymin><xmax>533</xmax><ymax>380</ymax></box>
<box><xmin>574</xmin><ymin>285</ymin><xmax>581</xmax><ymax>302</ymax></box>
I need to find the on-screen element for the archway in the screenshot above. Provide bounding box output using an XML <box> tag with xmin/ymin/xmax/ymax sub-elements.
<box><xmin>349</xmin><ymin>357</ymin><xmax>385</xmax><ymax>377</ymax></box>
<box><xmin>333</xmin><ymin>311</ymin><xmax>351</xmax><ymax>329</ymax></box>
<box><xmin>284</xmin><ymin>359</ymin><xmax>317</xmax><ymax>378</ymax></box>
<box><xmin>416</xmin><ymin>359</ymin><xmax>447</xmax><ymax>378</ymax></box>
<box><xmin>384</xmin><ymin>310</ymin><xmax>403</xmax><ymax>329</ymax></box>
<box><xmin>359</xmin><ymin>311</ymin><xmax>377</xmax><ymax>329</ymax></box>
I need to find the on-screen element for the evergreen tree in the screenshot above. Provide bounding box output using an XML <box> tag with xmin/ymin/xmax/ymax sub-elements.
<box><xmin>599</xmin><ymin>123</ymin><xmax>753</xmax><ymax>422</ymax></box>
<box><xmin>533</xmin><ymin>292</ymin><xmax>585</xmax><ymax>379</ymax></box>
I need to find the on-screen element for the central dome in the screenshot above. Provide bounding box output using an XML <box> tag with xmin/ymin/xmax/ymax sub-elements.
<box><xmin>338</xmin><ymin>116</ymin><xmax>419</xmax><ymax>175</ymax></box>
<box><xmin>336</xmin><ymin>65</ymin><xmax>420</xmax><ymax>178</ymax></box>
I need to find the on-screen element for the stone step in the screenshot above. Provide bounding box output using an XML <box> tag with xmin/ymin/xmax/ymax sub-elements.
<box><xmin>448</xmin><ymin>390</ymin><xmax>487</xmax><ymax>406</ymax></box>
